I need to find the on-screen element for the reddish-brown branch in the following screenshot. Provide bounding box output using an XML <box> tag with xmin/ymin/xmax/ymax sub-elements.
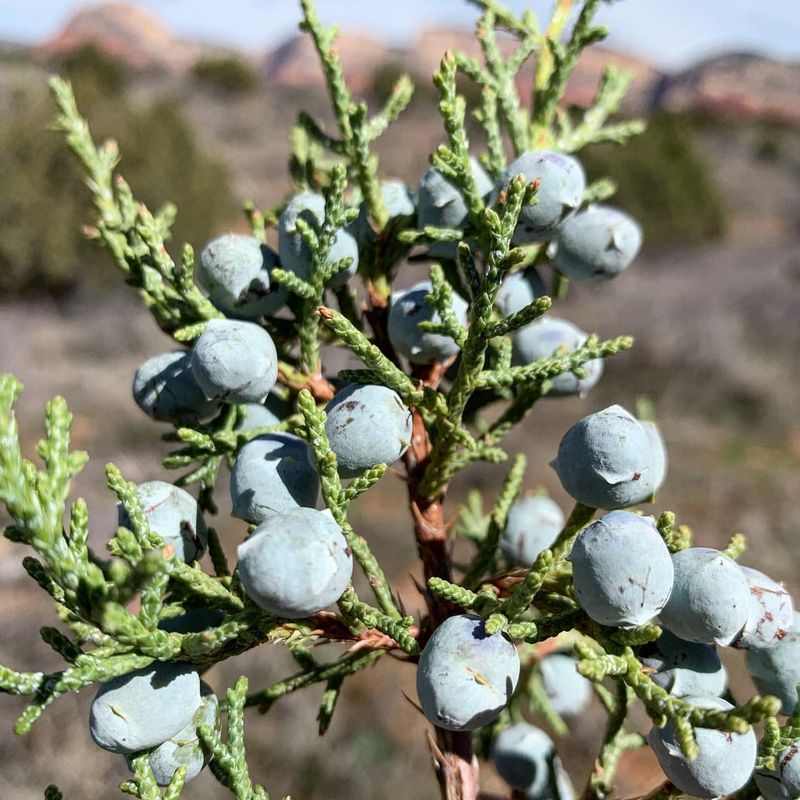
<box><xmin>426</xmin><ymin>729</ymin><xmax>482</xmax><ymax>800</ymax></box>
<box><xmin>278</xmin><ymin>365</ymin><xmax>336</xmax><ymax>402</ymax></box>
<box><xmin>306</xmin><ymin>373</ymin><xmax>336</xmax><ymax>402</ymax></box>
<box><xmin>186</xmin><ymin>611</ymin><xmax>415</xmax><ymax>672</ymax></box>
<box><xmin>404</xmin><ymin>360</ymin><xmax>480</xmax><ymax>800</ymax></box>
<box><xmin>306</xmin><ymin>611</ymin><xmax>417</xmax><ymax>649</ymax></box>
<box><xmin>362</xmin><ymin>277</ymin><xmax>479</xmax><ymax>799</ymax></box>
<box><xmin>404</xmin><ymin>361</ymin><xmax>460</xmax><ymax>632</ymax></box>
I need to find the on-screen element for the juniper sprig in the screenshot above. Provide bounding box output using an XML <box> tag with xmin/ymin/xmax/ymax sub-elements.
<box><xmin>0</xmin><ymin>1</ymin><xmax>787</xmax><ymax>799</ymax></box>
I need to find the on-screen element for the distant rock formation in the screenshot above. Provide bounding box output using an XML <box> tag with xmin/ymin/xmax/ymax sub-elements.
<box><xmin>262</xmin><ymin>26</ymin><xmax>661</xmax><ymax>114</ymax></box>
<box><xmin>263</xmin><ymin>31</ymin><xmax>402</xmax><ymax>95</ymax></box>
<box><xmin>656</xmin><ymin>52</ymin><xmax>800</xmax><ymax>126</ymax></box>
<box><xmin>32</xmin><ymin>3</ymin><xmax>800</xmax><ymax>127</ymax></box>
<box><xmin>35</xmin><ymin>2</ymin><xmax>231</xmax><ymax>72</ymax></box>
<box><xmin>563</xmin><ymin>47</ymin><xmax>662</xmax><ymax>112</ymax></box>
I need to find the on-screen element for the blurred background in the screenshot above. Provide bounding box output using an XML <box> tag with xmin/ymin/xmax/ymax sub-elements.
<box><xmin>1</xmin><ymin>1</ymin><xmax>800</xmax><ymax>798</ymax></box>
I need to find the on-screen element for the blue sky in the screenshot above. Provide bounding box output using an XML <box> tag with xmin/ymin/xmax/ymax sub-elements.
<box><xmin>1</xmin><ymin>0</ymin><xmax>799</xmax><ymax>69</ymax></box>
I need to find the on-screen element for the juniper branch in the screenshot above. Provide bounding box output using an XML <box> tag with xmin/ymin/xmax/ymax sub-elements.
<box><xmin>296</xmin><ymin>391</ymin><xmax>401</xmax><ymax>619</ymax></box>
<box><xmin>49</xmin><ymin>77</ymin><xmax>222</xmax><ymax>336</ymax></box>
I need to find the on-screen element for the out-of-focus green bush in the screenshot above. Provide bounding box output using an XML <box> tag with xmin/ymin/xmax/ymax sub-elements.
<box><xmin>191</xmin><ymin>56</ymin><xmax>259</xmax><ymax>94</ymax></box>
<box><xmin>56</xmin><ymin>44</ymin><xmax>128</xmax><ymax>94</ymax></box>
<box><xmin>0</xmin><ymin>51</ymin><xmax>236</xmax><ymax>297</ymax></box>
<box><xmin>754</xmin><ymin>127</ymin><xmax>784</xmax><ymax>162</ymax></box>
<box><xmin>369</xmin><ymin>62</ymin><xmax>439</xmax><ymax>107</ymax></box>
<box><xmin>371</xmin><ymin>62</ymin><xmax>481</xmax><ymax>110</ymax></box>
<box><xmin>582</xmin><ymin>112</ymin><xmax>726</xmax><ymax>247</ymax></box>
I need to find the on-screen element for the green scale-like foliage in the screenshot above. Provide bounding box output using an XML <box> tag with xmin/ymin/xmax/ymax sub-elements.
<box><xmin>0</xmin><ymin>2</ymin><xmax>784</xmax><ymax>800</ymax></box>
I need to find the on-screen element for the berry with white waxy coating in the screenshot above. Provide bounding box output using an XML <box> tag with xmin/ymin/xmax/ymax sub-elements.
<box><xmin>118</xmin><ymin>480</ymin><xmax>206</xmax><ymax>563</ymax></box>
<box><xmin>418</xmin><ymin>157</ymin><xmax>494</xmax><ymax>228</ymax></box>
<box><xmin>641</xmin><ymin>420</ymin><xmax>668</xmax><ymax>494</ymax></box>
<box><xmin>420</xmin><ymin>157</ymin><xmax>493</xmax><ymax>210</ymax></box>
<box><xmin>235</xmin><ymin>392</ymin><xmax>291</xmax><ymax>432</ymax></box>
<box><xmin>526</xmin><ymin>756</ymin><xmax>574</xmax><ymax>800</ymax></box>
<box><xmin>197</xmin><ymin>233</ymin><xmax>286</xmax><ymax>318</ymax></box>
<box><xmin>377</xmin><ymin>178</ymin><xmax>416</xmax><ymax>218</ymax></box>
<box><xmin>278</xmin><ymin>191</ymin><xmax>359</xmax><ymax>287</ymax></box>
<box><xmin>550</xmin><ymin>405</ymin><xmax>657</xmax><ymax>509</ymax></box>
<box><xmin>553</xmin><ymin>205</ymin><xmax>642</xmax><ymax>281</ymax></box>
<box><xmin>496</xmin><ymin>268</ymin><xmax>546</xmax><ymax>317</ymax></box>
<box><xmin>756</xmin><ymin>768</ymin><xmax>790</xmax><ymax>800</ymax></box>
<box><xmin>236</xmin><ymin>402</ymin><xmax>281</xmax><ymax>431</ymax></box>
<box><xmin>638</xmin><ymin>629</ymin><xmax>727</xmax><ymax>697</ymax></box>
<box><xmin>500</xmin><ymin>495</ymin><xmax>565</xmax><ymax>567</ymax></box>
<box><xmin>416</xmin><ymin>613</ymin><xmax>520</xmax><ymax>731</ymax></box>
<box><xmin>647</xmin><ymin>695</ymin><xmax>757</xmax><ymax>799</ymax></box>
<box><xmin>136</xmin><ymin>684</ymin><xmax>220</xmax><ymax>787</ymax></box>
<box><xmin>191</xmin><ymin>319</ymin><xmax>278</xmax><ymax>404</ymax></box>
<box><xmin>89</xmin><ymin>662</ymin><xmax>201</xmax><ymax>754</ymax></box>
<box><xmin>230</xmin><ymin>433</ymin><xmax>319</xmax><ymax>523</ymax></box>
<box><xmin>492</xmin><ymin>721</ymin><xmax>554</xmax><ymax>792</ymax></box>
<box><xmin>388</xmin><ymin>280</ymin><xmax>468</xmax><ymax>364</ymax></box>
<box><xmin>133</xmin><ymin>350</ymin><xmax>220</xmax><ymax>425</ymax></box>
<box><xmin>755</xmin><ymin>741</ymin><xmax>800</xmax><ymax>800</ymax></box>
<box><xmin>327</xmin><ymin>225</ymin><xmax>360</xmax><ymax>288</ymax></box>
<box><xmin>279</xmin><ymin>193</ymin><xmax>324</xmax><ymax>275</ymax></box>
<box><xmin>568</xmin><ymin>511</ymin><xmax>674</xmax><ymax>627</ymax></box>
<box><xmin>538</xmin><ymin>653</ymin><xmax>592</xmax><ymax>716</ymax></box>
<box><xmin>746</xmin><ymin>612</ymin><xmax>800</xmax><ymax>713</ymax></box>
<box><xmin>492</xmin><ymin>151</ymin><xmax>585</xmax><ymax>244</ymax></box>
<box><xmin>324</xmin><ymin>384</ymin><xmax>413</xmax><ymax>478</ymax></box>
<box><xmin>658</xmin><ymin>547</ymin><xmax>750</xmax><ymax>645</ymax></box>
<box><xmin>236</xmin><ymin>507</ymin><xmax>353</xmax><ymax>618</ymax></box>
<box><xmin>417</xmin><ymin>156</ymin><xmax>493</xmax><ymax>257</ymax></box>
<box><xmin>354</xmin><ymin>179</ymin><xmax>415</xmax><ymax>246</ymax></box>
<box><xmin>511</xmin><ymin>316</ymin><xmax>604</xmax><ymax>397</ymax></box>
<box><xmin>733</xmin><ymin>566</ymin><xmax>794</xmax><ymax>651</ymax></box>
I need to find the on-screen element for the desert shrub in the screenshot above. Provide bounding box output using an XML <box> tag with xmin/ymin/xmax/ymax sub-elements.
<box><xmin>191</xmin><ymin>56</ymin><xmax>259</xmax><ymax>94</ymax></box>
<box><xmin>55</xmin><ymin>43</ymin><xmax>129</xmax><ymax>95</ymax></box>
<box><xmin>371</xmin><ymin>60</ymin><xmax>482</xmax><ymax>110</ymax></box>
<box><xmin>0</xmin><ymin>81</ymin><xmax>235</xmax><ymax>296</ymax></box>
<box><xmin>582</xmin><ymin>112</ymin><xmax>726</xmax><ymax>247</ymax></box>
<box><xmin>755</xmin><ymin>127</ymin><xmax>784</xmax><ymax>161</ymax></box>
